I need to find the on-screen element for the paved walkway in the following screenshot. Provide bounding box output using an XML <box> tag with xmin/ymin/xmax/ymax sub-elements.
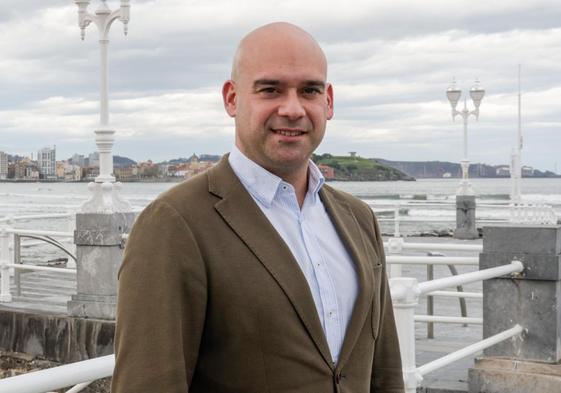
<box><xmin>2</xmin><ymin>236</ymin><xmax>484</xmax><ymax>393</ymax></box>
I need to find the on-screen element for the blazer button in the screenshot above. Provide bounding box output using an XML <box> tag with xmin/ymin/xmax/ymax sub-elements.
<box><xmin>335</xmin><ymin>372</ymin><xmax>342</xmax><ymax>384</ymax></box>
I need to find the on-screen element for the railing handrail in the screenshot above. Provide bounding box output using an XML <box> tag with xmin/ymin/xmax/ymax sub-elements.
<box><xmin>417</xmin><ymin>260</ymin><xmax>523</xmax><ymax>295</ymax></box>
<box><xmin>391</xmin><ymin>260</ymin><xmax>525</xmax><ymax>392</ymax></box>
<box><xmin>416</xmin><ymin>324</ymin><xmax>524</xmax><ymax>378</ymax></box>
<box><xmin>384</xmin><ymin>240</ymin><xmax>483</xmax><ymax>252</ymax></box>
<box><xmin>6</xmin><ymin>263</ymin><xmax>76</xmax><ymax>274</ymax></box>
<box><xmin>0</xmin><ymin>213</ymin><xmax>74</xmax><ymax>223</ymax></box>
<box><xmin>0</xmin><ymin>354</ymin><xmax>114</xmax><ymax>393</ymax></box>
<box><xmin>4</xmin><ymin>228</ymin><xmax>73</xmax><ymax>237</ymax></box>
<box><xmin>387</xmin><ymin>255</ymin><xmax>479</xmax><ymax>266</ymax></box>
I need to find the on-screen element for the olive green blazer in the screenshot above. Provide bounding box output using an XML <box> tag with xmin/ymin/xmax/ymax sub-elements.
<box><xmin>111</xmin><ymin>157</ymin><xmax>404</xmax><ymax>393</ymax></box>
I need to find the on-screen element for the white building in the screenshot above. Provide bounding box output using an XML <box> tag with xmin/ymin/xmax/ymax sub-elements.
<box><xmin>71</xmin><ymin>153</ymin><xmax>85</xmax><ymax>167</ymax></box>
<box><xmin>38</xmin><ymin>146</ymin><xmax>56</xmax><ymax>178</ymax></box>
<box><xmin>0</xmin><ymin>151</ymin><xmax>8</xmax><ymax>179</ymax></box>
<box><xmin>88</xmin><ymin>151</ymin><xmax>100</xmax><ymax>167</ymax></box>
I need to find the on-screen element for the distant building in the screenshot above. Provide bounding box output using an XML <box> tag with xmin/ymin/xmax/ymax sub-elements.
<box><xmin>0</xmin><ymin>151</ymin><xmax>8</xmax><ymax>179</ymax></box>
<box><xmin>115</xmin><ymin>165</ymin><xmax>138</xmax><ymax>181</ymax></box>
<box><xmin>65</xmin><ymin>165</ymin><xmax>82</xmax><ymax>181</ymax></box>
<box><xmin>88</xmin><ymin>151</ymin><xmax>100</xmax><ymax>168</ymax></box>
<box><xmin>37</xmin><ymin>146</ymin><xmax>56</xmax><ymax>178</ymax></box>
<box><xmin>56</xmin><ymin>161</ymin><xmax>66</xmax><ymax>179</ymax></box>
<box><xmin>521</xmin><ymin>165</ymin><xmax>534</xmax><ymax>177</ymax></box>
<box><xmin>25</xmin><ymin>166</ymin><xmax>40</xmax><ymax>180</ymax></box>
<box><xmin>83</xmin><ymin>166</ymin><xmax>100</xmax><ymax>181</ymax></box>
<box><xmin>71</xmin><ymin>154</ymin><xmax>85</xmax><ymax>167</ymax></box>
<box><xmin>496</xmin><ymin>166</ymin><xmax>510</xmax><ymax>176</ymax></box>
<box><xmin>349</xmin><ymin>152</ymin><xmax>357</xmax><ymax>158</ymax></box>
<box><xmin>318</xmin><ymin>164</ymin><xmax>336</xmax><ymax>180</ymax></box>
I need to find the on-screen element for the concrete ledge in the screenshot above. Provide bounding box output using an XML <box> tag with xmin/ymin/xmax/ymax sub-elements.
<box><xmin>0</xmin><ymin>308</ymin><xmax>114</xmax><ymax>363</ymax></box>
<box><xmin>468</xmin><ymin>357</ymin><xmax>561</xmax><ymax>393</ymax></box>
<box><xmin>482</xmin><ymin>225</ymin><xmax>561</xmax><ymax>254</ymax></box>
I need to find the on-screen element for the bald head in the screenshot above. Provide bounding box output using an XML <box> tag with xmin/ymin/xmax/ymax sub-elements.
<box><xmin>231</xmin><ymin>22</ymin><xmax>327</xmax><ymax>82</ymax></box>
<box><xmin>221</xmin><ymin>22</ymin><xmax>334</xmax><ymax>184</ymax></box>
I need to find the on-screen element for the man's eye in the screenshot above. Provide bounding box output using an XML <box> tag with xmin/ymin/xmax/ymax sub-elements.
<box><xmin>259</xmin><ymin>87</ymin><xmax>278</xmax><ymax>94</ymax></box>
<box><xmin>302</xmin><ymin>87</ymin><xmax>321</xmax><ymax>95</ymax></box>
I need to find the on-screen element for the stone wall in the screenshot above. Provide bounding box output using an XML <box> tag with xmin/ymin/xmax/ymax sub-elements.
<box><xmin>0</xmin><ymin>308</ymin><xmax>114</xmax><ymax>363</ymax></box>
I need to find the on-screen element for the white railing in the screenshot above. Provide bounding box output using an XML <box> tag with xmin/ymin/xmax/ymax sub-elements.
<box><xmin>384</xmin><ymin>237</ymin><xmax>484</xmax><ymax>337</ymax></box>
<box><xmin>0</xmin><ymin>225</ymin><xmax>76</xmax><ymax>303</ymax></box>
<box><xmin>0</xmin><ymin>354</ymin><xmax>114</xmax><ymax>393</ymax></box>
<box><xmin>370</xmin><ymin>199</ymin><xmax>558</xmax><ymax>237</ymax></box>
<box><xmin>509</xmin><ymin>203</ymin><xmax>558</xmax><ymax>225</ymax></box>
<box><xmin>390</xmin><ymin>260</ymin><xmax>524</xmax><ymax>393</ymax></box>
<box><xmin>0</xmin><ymin>261</ymin><xmax>526</xmax><ymax>393</ymax></box>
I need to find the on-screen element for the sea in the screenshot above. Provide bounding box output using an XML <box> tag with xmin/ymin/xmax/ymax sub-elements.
<box><xmin>1</xmin><ymin>178</ymin><xmax>561</xmax><ymax>263</ymax></box>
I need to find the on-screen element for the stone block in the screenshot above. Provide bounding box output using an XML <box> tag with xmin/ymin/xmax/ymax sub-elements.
<box><xmin>480</xmin><ymin>252</ymin><xmax>561</xmax><ymax>281</ymax></box>
<box><xmin>468</xmin><ymin>357</ymin><xmax>561</xmax><ymax>393</ymax></box>
<box><xmin>75</xmin><ymin>212</ymin><xmax>135</xmax><ymax>246</ymax></box>
<box><xmin>455</xmin><ymin>195</ymin><xmax>478</xmax><ymax>240</ymax></box>
<box><xmin>69</xmin><ymin>211</ymin><xmax>136</xmax><ymax>320</ymax></box>
<box><xmin>75</xmin><ymin>246</ymin><xmax>123</xmax><ymax>295</ymax></box>
<box><xmin>482</xmin><ymin>225</ymin><xmax>561</xmax><ymax>255</ymax></box>
<box><xmin>483</xmin><ymin>279</ymin><xmax>561</xmax><ymax>362</ymax></box>
<box><xmin>68</xmin><ymin>294</ymin><xmax>117</xmax><ymax>320</ymax></box>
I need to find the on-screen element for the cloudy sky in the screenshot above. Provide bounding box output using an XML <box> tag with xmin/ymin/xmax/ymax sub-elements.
<box><xmin>1</xmin><ymin>0</ymin><xmax>560</xmax><ymax>170</ymax></box>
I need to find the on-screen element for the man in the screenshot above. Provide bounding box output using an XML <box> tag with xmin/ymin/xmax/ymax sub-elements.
<box><xmin>112</xmin><ymin>22</ymin><xmax>404</xmax><ymax>393</ymax></box>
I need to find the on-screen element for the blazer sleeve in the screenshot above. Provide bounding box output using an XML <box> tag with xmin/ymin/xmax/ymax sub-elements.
<box><xmin>370</xmin><ymin>210</ymin><xmax>405</xmax><ymax>393</ymax></box>
<box><xmin>111</xmin><ymin>200</ymin><xmax>207</xmax><ymax>393</ymax></box>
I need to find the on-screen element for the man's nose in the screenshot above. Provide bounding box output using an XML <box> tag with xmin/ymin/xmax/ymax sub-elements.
<box><xmin>277</xmin><ymin>90</ymin><xmax>306</xmax><ymax>119</ymax></box>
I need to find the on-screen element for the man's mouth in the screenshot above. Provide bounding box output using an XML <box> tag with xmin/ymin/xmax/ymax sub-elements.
<box><xmin>272</xmin><ymin>129</ymin><xmax>306</xmax><ymax>137</ymax></box>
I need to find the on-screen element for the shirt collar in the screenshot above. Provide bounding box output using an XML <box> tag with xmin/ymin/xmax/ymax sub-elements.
<box><xmin>228</xmin><ymin>146</ymin><xmax>325</xmax><ymax>208</ymax></box>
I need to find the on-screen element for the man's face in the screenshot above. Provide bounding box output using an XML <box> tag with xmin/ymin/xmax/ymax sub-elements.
<box><xmin>223</xmin><ymin>32</ymin><xmax>333</xmax><ymax>176</ymax></box>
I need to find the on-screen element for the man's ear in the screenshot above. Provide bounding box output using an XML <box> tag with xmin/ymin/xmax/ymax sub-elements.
<box><xmin>222</xmin><ymin>80</ymin><xmax>237</xmax><ymax>117</ymax></box>
<box><xmin>326</xmin><ymin>83</ymin><xmax>334</xmax><ymax>120</ymax></box>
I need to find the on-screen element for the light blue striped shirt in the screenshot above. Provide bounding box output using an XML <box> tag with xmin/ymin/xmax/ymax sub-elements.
<box><xmin>229</xmin><ymin>147</ymin><xmax>358</xmax><ymax>363</ymax></box>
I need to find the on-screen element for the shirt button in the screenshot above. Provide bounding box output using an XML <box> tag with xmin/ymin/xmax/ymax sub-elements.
<box><xmin>335</xmin><ymin>372</ymin><xmax>343</xmax><ymax>384</ymax></box>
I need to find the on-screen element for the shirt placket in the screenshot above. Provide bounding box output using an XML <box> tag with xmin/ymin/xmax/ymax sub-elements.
<box><xmin>279</xmin><ymin>184</ymin><xmax>342</xmax><ymax>362</ymax></box>
<box><xmin>300</xmin><ymin>210</ymin><xmax>342</xmax><ymax>362</ymax></box>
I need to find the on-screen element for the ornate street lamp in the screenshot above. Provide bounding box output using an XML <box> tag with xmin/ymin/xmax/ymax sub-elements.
<box><xmin>446</xmin><ymin>79</ymin><xmax>485</xmax><ymax>195</ymax></box>
<box><xmin>73</xmin><ymin>0</ymin><xmax>131</xmax><ymax>212</ymax></box>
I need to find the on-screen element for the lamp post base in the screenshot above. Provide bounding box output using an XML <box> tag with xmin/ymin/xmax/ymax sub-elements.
<box><xmin>80</xmin><ymin>182</ymin><xmax>132</xmax><ymax>214</ymax></box>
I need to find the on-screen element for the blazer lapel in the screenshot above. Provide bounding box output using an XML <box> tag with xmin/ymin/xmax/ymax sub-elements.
<box><xmin>207</xmin><ymin>158</ymin><xmax>334</xmax><ymax>369</ymax></box>
<box><xmin>319</xmin><ymin>186</ymin><xmax>375</xmax><ymax>368</ymax></box>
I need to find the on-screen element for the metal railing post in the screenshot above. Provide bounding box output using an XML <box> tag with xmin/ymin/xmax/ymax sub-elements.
<box><xmin>0</xmin><ymin>226</ymin><xmax>13</xmax><ymax>302</ymax></box>
<box><xmin>390</xmin><ymin>277</ymin><xmax>421</xmax><ymax>393</ymax></box>
<box><xmin>394</xmin><ymin>205</ymin><xmax>400</xmax><ymax>238</ymax></box>
<box><xmin>14</xmin><ymin>233</ymin><xmax>21</xmax><ymax>297</ymax></box>
<box><xmin>426</xmin><ymin>264</ymin><xmax>434</xmax><ymax>338</ymax></box>
<box><xmin>387</xmin><ymin>237</ymin><xmax>404</xmax><ymax>278</ymax></box>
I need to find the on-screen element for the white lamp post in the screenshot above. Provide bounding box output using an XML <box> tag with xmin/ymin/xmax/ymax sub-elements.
<box><xmin>446</xmin><ymin>79</ymin><xmax>485</xmax><ymax>196</ymax></box>
<box><xmin>74</xmin><ymin>0</ymin><xmax>131</xmax><ymax>213</ymax></box>
<box><xmin>510</xmin><ymin>65</ymin><xmax>523</xmax><ymax>204</ymax></box>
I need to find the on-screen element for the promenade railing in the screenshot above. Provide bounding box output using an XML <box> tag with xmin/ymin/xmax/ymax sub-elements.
<box><xmin>0</xmin><ymin>260</ymin><xmax>526</xmax><ymax>393</ymax></box>
<box><xmin>0</xmin><ymin>214</ymin><xmax>76</xmax><ymax>303</ymax></box>
<box><xmin>371</xmin><ymin>199</ymin><xmax>558</xmax><ymax>237</ymax></box>
<box><xmin>390</xmin><ymin>260</ymin><xmax>525</xmax><ymax>393</ymax></box>
<box><xmin>384</xmin><ymin>236</ymin><xmax>483</xmax><ymax>337</ymax></box>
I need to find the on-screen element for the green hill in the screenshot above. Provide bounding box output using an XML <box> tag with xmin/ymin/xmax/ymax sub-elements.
<box><xmin>312</xmin><ymin>154</ymin><xmax>415</xmax><ymax>181</ymax></box>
